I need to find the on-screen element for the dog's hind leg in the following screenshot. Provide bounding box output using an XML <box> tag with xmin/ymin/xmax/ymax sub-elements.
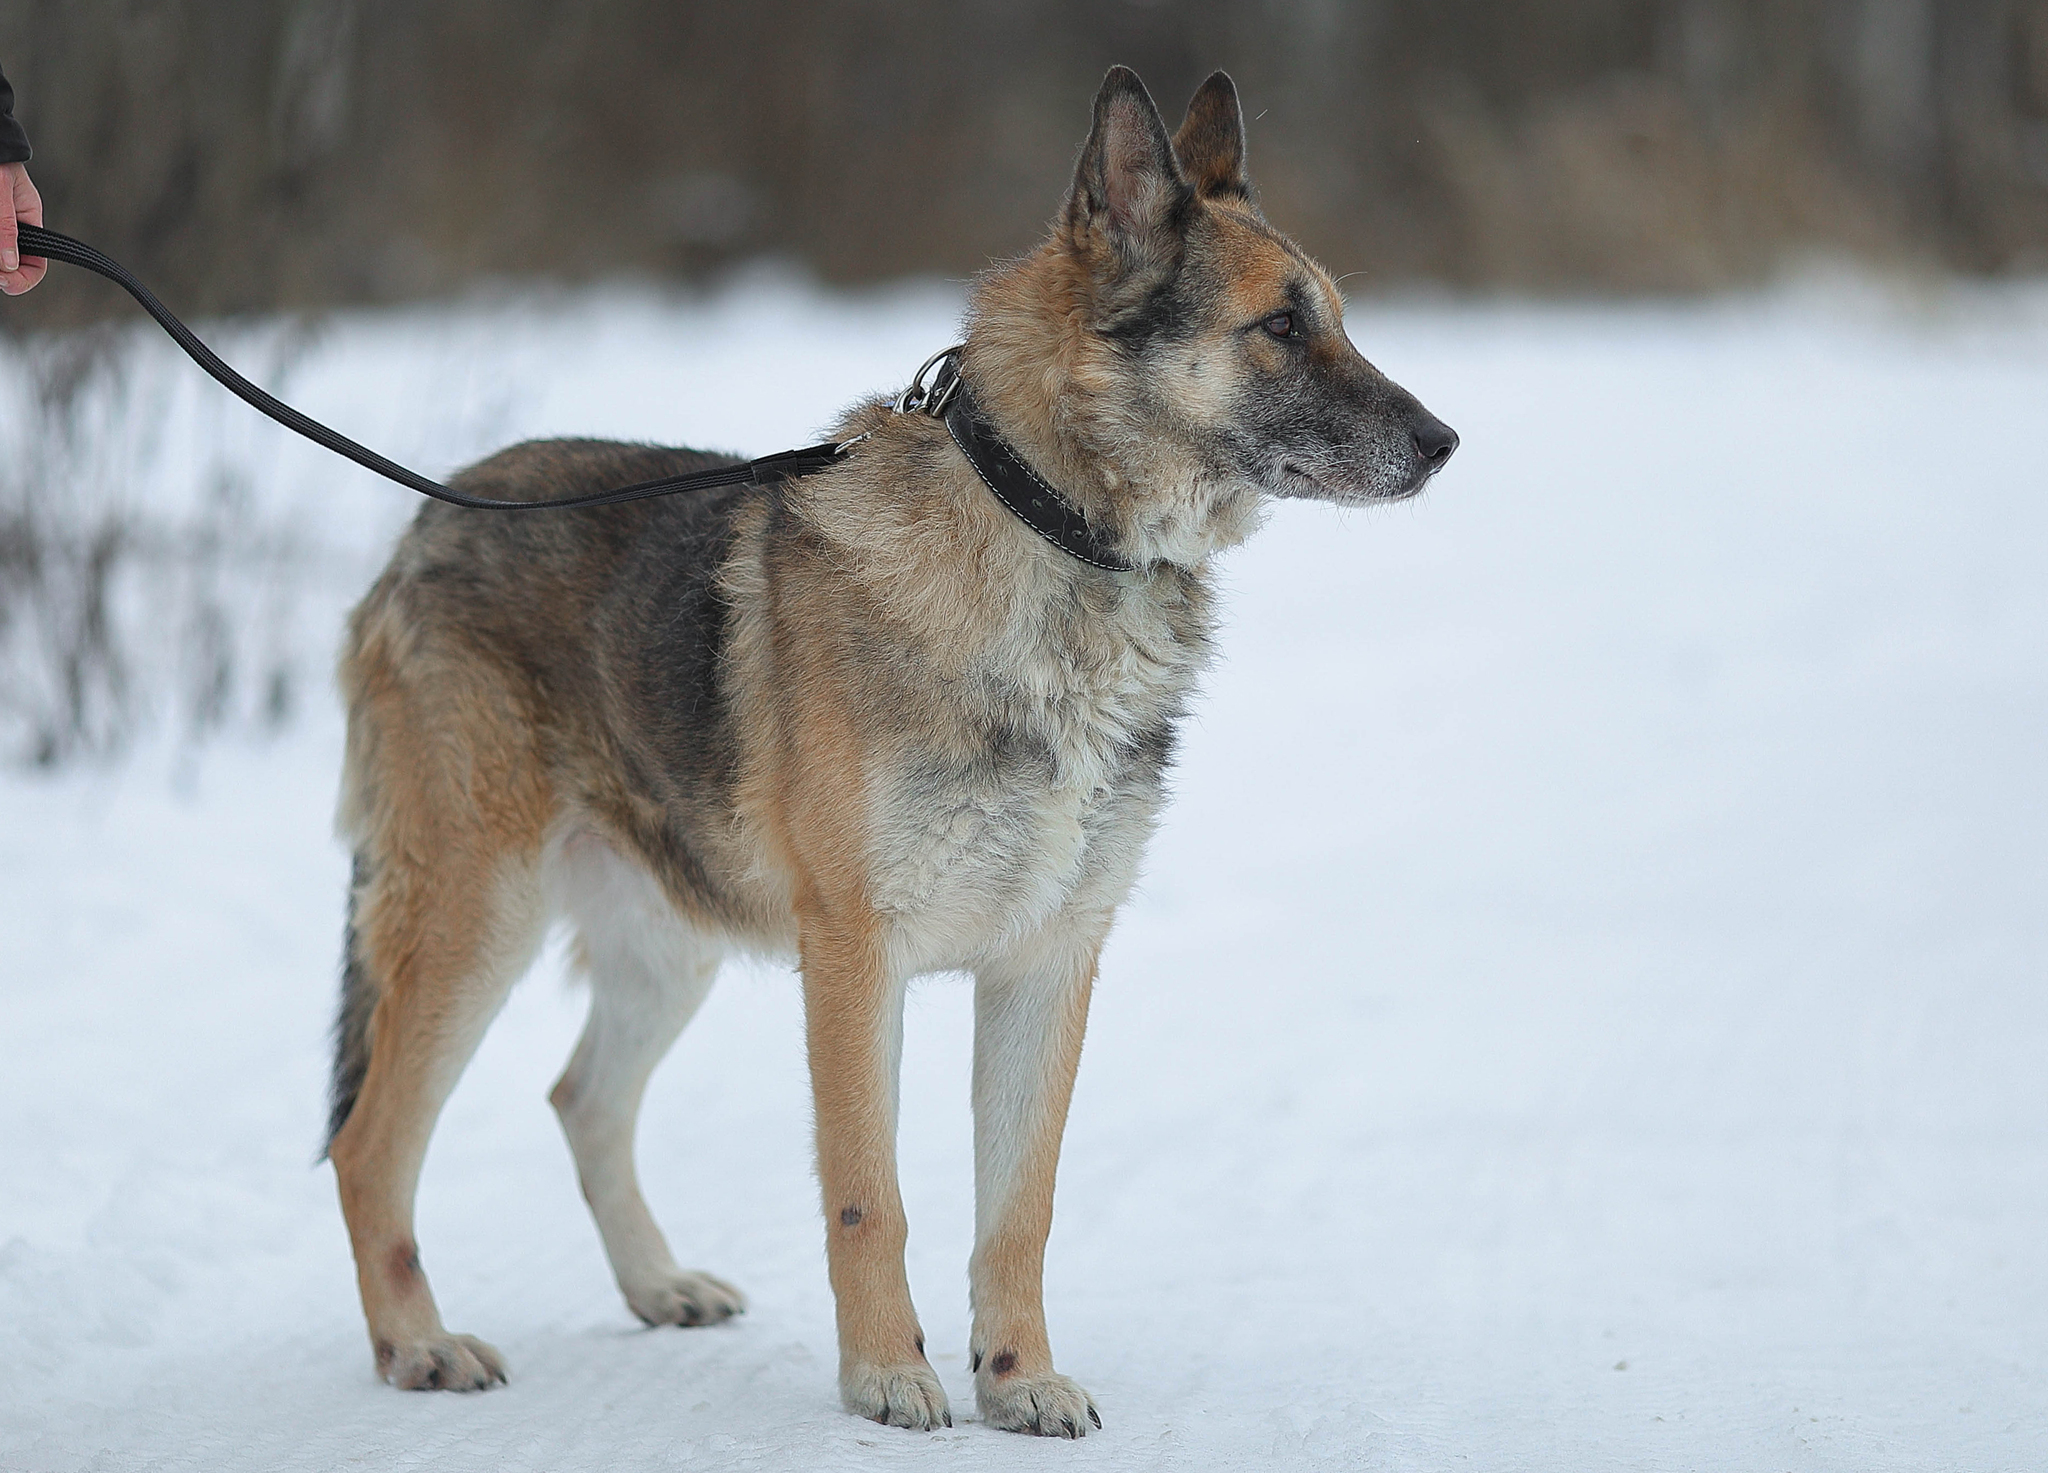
<box><xmin>326</xmin><ymin>843</ymin><xmax>546</xmax><ymax>1390</ymax></box>
<box><xmin>327</xmin><ymin>621</ymin><xmax>554</xmax><ymax>1391</ymax></box>
<box><xmin>547</xmin><ymin>834</ymin><xmax>744</xmax><ymax>1328</ymax></box>
<box><xmin>967</xmin><ymin>934</ymin><xmax>1103</xmax><ymax>1437</ymax></box>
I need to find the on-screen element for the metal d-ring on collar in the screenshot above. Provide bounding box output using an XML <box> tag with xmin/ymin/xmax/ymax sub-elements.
<box><xmin>894</xmin><ymin>345</ymin><xmax>1134</xmax><ymax>573</ymax></box>
<box><xmin>894</xmin><ymin>344</ymin><xmax>968</xmax><ymax>417</ymax></box>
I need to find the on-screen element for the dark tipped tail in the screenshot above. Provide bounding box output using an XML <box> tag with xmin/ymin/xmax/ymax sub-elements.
<box><xmin>322</xmin><ymin>855</ymin><xmax>378</xmax><ymax>1159</ymax></box>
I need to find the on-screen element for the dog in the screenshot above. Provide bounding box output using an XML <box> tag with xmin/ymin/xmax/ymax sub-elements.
<box><xmin>325</xmin><ymin>65</ymin><xmax>1455</xmax><ymax>1436</ymax></box>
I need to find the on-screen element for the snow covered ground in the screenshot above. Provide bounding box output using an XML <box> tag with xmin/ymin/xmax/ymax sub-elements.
<box><xmin>3</xmin><ymin>271</ymin><xmax>2046</xmax><ymax>1471</ymax></box>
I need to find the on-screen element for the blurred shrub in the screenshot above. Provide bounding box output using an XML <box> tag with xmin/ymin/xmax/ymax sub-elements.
<box><xmin>0</xmin><ymin>331</ymin><xmax>305</xmax><ymax>765</ymax></box>
<box><xmin>1</xmin><ymin>0</ymin><xmax>2046</xmax><ymax>333</ymax></box>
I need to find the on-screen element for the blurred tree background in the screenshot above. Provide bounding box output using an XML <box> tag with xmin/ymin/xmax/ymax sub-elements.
<box><xmin>3</xmin><ymin>0</ymin><xmax>2047</xmax><ymax>763</ymax></box>
<box><xmin>3</xmin><ymin>0</ymin><xmax>2047</xmax><ymax>331</ymax></box>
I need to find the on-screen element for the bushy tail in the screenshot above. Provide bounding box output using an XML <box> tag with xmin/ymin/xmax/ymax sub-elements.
<box><xmin>322</xmin><ymin>854</ymin><xmax>378</xmax><ymax>1158</ymax></box>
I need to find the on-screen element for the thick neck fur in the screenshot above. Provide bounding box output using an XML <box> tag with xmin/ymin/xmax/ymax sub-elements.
<box><xmin>782</xmin><ymin>231</ymin><xmax>1274</xmax><ymax>805</ymax></box>
<box><xmin>791</xmin><ymin>400</ymin><xmax>1220</xmax><ymax>806</ymax></box>
<box><xmin>795</xmin><ymin>399</ymin><xmax>1217</xmax><ymax>697</ymax></box>
<box><xmin>958</xmin><ymin>241</ymin><xmax>1267</xmax><ymax>570</ymax></box>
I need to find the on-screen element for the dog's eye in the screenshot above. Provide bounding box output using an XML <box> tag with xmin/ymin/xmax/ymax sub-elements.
<box><xmin>1262</xmin><ymin>312</ymin><xmax>1296</xmax><ymax>339</ymax></box>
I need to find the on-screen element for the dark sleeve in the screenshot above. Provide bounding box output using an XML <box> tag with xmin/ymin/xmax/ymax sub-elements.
<box><xmin>0</xmin><ymin>63</ymin><xmax>32</xmax><ymax>164</ymax></box>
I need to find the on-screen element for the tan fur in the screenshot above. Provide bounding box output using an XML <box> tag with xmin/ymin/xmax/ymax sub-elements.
<box><xmin>325</xmin><ymin>65</ymin><xmax>1453</xmax><ymax>1434</ymax></box>
<box><xmin>332</xmin><ymin>595</ymin><xmax>555</xmax><ymax>1389</ymax></box>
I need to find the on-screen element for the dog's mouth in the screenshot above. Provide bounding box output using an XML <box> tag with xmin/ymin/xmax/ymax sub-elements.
<box><xmin>1395</xmin><ymin>461</ymin><xmax>1442</xmax><ymax>499</ymax></box>
<box><xmin>1277</xmin><ymin>461</ymin><xmax>1327</xmax><ymax>497</ymax></box>
<box><xmin>1277</xmin><ymin>460</ymin><xmax>1433</xmax><ymax>504</ymax></box>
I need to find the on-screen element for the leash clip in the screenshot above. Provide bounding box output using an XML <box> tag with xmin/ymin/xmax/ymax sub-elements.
<box><xmin>894</xmin><ymin>344</ymin><xmax>965</xmax><ymax>418</ymax></box>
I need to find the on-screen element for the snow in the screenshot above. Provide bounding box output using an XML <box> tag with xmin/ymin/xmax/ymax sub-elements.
<box><xmin>4</xmin><ymin>271</ymin><xmax>2047</xmax><ymax>1470</ymax></box>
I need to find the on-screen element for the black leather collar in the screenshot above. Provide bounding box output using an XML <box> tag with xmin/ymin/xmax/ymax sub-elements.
<box><xmin>935</xmin><ymin>376</ymin><xmax>1135</xmax><ymax>574</ymax></box>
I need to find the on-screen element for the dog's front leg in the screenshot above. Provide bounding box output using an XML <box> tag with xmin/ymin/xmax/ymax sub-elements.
<box><xmin>969</xmin><ymin>941</ymin><xmax>1102</xmax><ymax>1437</ymax></box>
<box><xmin>799</xmin><ymin>907</ymin><xmax>950</xmax><ymax>1429</ymax></box>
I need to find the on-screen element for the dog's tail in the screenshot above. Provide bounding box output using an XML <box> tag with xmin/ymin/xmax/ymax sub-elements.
<box><xmin>321</xmin><ymin>853</ymin><xmax>378</xmax><ymax>1160</ymax></box>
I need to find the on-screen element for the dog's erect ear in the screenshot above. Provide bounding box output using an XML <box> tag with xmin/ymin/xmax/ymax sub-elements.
<box><xmin>1065</xmin><ymin>67</ymin><xmax>1188</xmax><ymax>272</ymax></box>
<box><xmin>1173</xmin><ymin>71</ymin><xmax>1249</xmax><ymax>202</ymax></box>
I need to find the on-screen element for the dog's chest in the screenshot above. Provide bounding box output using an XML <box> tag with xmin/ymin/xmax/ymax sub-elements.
<box><xmin>867</xmin><ymin>579</ymin><xmax>1207</xmax><ymax>957</ymax></box>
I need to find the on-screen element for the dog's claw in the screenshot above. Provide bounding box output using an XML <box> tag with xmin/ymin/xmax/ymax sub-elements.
<box><xmin>843</xmin><ymin>1360</ymin><xmax>951</xmax><ymax>1431</ymax></box>
<box><xmin>624</xmin><ymin>1270</ymin><xmax>745</xmax><ymax>1328</ymax></box>
<box><xmin>979</xmin><ymin>1369</ymin><xmax>1095</xmax><ymax>1437</ymax></box>
<box><xmin>380</xmin><ymin>1332</ymin><xmax>506</xmax><ymax>1392</ymax></box>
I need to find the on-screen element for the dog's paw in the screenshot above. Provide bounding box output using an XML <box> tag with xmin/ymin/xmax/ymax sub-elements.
<box><xmin>625</xmin><ymin>1270</ymin><xmax>746</xmax><ymax>1328</ymax></box>
<box><xmin>376</xmin><ymin>1332</ymin><xmax>507</xmax><ymax>1391</ymax></box>
<box><xmin>977</xmin><ymin>1367</ymin><xmax>1100</xmax><ymax>1438</ymax></box>
<box><xmin>842</xmin><ymin>1359</ymin><xmax>953</xmax><ymax>1430</ymax></box>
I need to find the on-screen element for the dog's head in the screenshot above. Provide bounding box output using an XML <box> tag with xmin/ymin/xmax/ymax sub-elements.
<box><xmin>967</xmin><ymin>67</ymin><xmax>1456</xmax><ymax>565</ymax></box>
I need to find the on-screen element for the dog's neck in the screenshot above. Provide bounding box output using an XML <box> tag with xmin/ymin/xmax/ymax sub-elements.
<box><xmin>959</xmin><ymin>248</ymin><xmax>1266</xmax><ymax>571</ymax></box>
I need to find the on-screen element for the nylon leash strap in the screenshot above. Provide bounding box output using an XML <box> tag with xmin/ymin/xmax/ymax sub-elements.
<box><xmin>12</xmin><ymin>222</ymin><xmax>852</xmax><ymax>511</ymax></box>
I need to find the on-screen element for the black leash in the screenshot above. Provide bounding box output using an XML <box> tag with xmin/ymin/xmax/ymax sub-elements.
<box><xmin>15</xmin><ymin>224</ymin><xmax>1137</xmax><ymax>568</ymax></box>
<box><xmin>13</xmin><ymin>222</ymin><xmax>853</xmax><ymax>511</ymax></box>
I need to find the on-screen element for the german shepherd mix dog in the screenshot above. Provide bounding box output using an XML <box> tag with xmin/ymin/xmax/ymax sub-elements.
<box><xmin>327</xmin><ymin>66</ymin><xmax>1454</xmax><ymax>1435</ymax></box>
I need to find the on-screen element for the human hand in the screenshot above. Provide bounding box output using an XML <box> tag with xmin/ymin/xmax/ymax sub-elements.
<box><xmin>1</xmin><ymin>160</ymin><xmax>46</xmax><ymax>294</ymax></box>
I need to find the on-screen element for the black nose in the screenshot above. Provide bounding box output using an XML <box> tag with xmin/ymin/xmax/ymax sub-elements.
<box><xmin>1411</xmin><ymin>413</ymin><xmax>1458</xmax><ymax>471</ymax></box>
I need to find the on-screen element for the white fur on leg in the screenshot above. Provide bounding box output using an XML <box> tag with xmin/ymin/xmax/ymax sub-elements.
<box><xmin>967</xmin><ymin>940</ymin><xmax>1101</xmax><ymax>1434</ymax></box>
<box><xmin>545</xmin><ymin>830</ymin><xmax>744</xmax><ymax>1325</ymax></box>
<box><xmin>970</xmin><ymin>947</ymin><xmax>1092</xmax><ymax>1241</ymax></box>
